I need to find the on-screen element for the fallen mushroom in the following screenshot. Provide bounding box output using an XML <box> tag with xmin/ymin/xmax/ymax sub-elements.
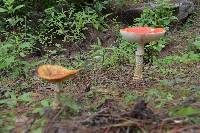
<box><xmin>120</xmin><ymin>26</ymin><xmax>165</xmax><ymax>79</ymax></box>
<box><xmin>37</xmin><ymin>64</ymin><xmax>79</xmax><ymax>109</ymax></box>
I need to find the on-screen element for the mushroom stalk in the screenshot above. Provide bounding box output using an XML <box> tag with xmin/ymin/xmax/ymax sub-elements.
<box><xmin>134</xmin><ymin>43</ymin><xmax>145</xmax><ymax>79</ymax></box>
<box><xmin>56</xmin><ymin>82</ymin><xmax>63</xmax><ymax>93</ymax></box>
<box><xmin>54</xmin><ymin>82</ymin><xmax>63</xmax><ymax>109</ymax></box>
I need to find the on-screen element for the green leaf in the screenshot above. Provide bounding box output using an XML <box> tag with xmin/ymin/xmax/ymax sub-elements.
<box><xmin>6</xmin><ymin>99</ymin><xmax>17</xmax><ymax>108</ymax></box>
<box><xmin>5</xmin><ymin>56</ymin><xmax>15</xmax><ymax>65</ymax></box>
<box><xmin>175</xmin><ymin>107</ymin><xmax>200</xmax><ymax>116</ymax></box>
<box><xmin>0</xmin><ymin>99</ymin><xmax>7</xmax><ymax>104</ymax></box>
<box><xmin>19</xmin><ymin>52</ymin><xmax>26</xmax><ymax>57</ymax></box>
<box><xmin>41</xmin><ymin>99</ymin><xmax>50</xmax><ymax>107</ymax></box>
<box><xmin>32</xmin><ymin>108</ymin><xmax>45</xmax><ymax>116</ymax></box>
<box><xmin>32</xmin><ymin>127</ymin><xmax>42</xmax><ymax>133</ymax></box>
<box><xmin>0</xmin><ymin>8</ymin><xmax>7</xmax><ymax>13</ymax></box>
<box><xmin>18</xmin><ymin>92</ymin><xmax>32</xmax><ymax>102</ymax></box>
<box><xmin>13</xmin><ymin>5</ymin><xmax>24</xmax><ymax>12</ymax></box>
<box><xmin>19</xmin><ymin>42</ymin><xmax>32</xmax><ymax>49</ymax></box>
<box><xmin>60</xmin><ymin>95</ymin><xmax>80</xmax><ymax>113</ymax></box>
<box><xmin>2</xmin><ymin>125</ymin><xmax>15</xmax><ymax>132</ymax></box>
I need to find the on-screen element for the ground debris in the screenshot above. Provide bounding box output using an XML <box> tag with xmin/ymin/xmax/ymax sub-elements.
<box><xmin>168</xmin><ymin>125</ymin><xmax>200</xmax><ymax>133</ymax></box>
<box><xmin>121</xmin><ymin>99</ymin><xmax>158</xmax><ymax>120</ymax></box>
<box><xmin>44</xmin><ymin>100</ymin><xmax>164</xmax><ymax>133</ymax></box>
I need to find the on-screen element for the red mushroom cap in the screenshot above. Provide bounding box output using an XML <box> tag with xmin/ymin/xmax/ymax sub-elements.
<box><xmin>120</xmin><ymin>27</ymin><xmax>166</xmax><ymax>44</ymax></box>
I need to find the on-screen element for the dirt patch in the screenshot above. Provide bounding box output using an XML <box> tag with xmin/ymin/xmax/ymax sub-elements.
<box><xmin>60</xmin><ymin>25</ymin><xmax>117</xmax><ymax>59</ymax></box>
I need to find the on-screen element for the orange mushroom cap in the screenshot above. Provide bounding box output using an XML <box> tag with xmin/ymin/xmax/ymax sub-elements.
<box><xmin>37</xmin><ymin>64</ymin><xmax>79</xmax><ymax>82</ymax></box>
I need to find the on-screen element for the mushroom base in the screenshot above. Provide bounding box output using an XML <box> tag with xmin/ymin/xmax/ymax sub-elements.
<box><xmin>134</xmin><ymin>44</ymin><xmax>144</xmax><ymax>80</ymax></box>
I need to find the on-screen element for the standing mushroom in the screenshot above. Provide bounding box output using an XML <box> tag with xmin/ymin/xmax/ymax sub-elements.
<box><xmin>120</xmin><ymin>26</ymin><xmax>165</xmax><ymax>80</ymax></box>
<box><xmin>37</xmin><ymin>64</ymin><xmax>79</xmax><ymax>109</ymax></box>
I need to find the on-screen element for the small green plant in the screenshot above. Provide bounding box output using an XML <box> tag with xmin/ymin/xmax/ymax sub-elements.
<box><xmin>191</xmin><ymin>36</ymin><xmax>200</xmax><ymax>52</ymax></box>
<box><xmin>171</xmin><ymin>106</ymin><xmax>200</xmax><ymax>117</ymax></box>
<box><xmin>32</xmin><ymin>99</ymin><xmax>52</xmax><ymax>116</ymax></box>
<box><xmin>135</xmin><ymin>0</ymin><xmax>177</xmax><ymax>28</ymax></box>
<box><xmin>0</xmin><ymin>90</ymin><xmax>80</xmax><ymax>131</ymax></box>
<box><xmin>124</xmin><ymin>93</ymin><xmax>138</xmax><ymax>105</ymax></box>
<box><xmin>37</xmin><ymin>6</ymin><xmax>68</xmax><ymax>46</ymax></box>
<box><xmin>89</xmin><ymin>38</ymin><xmax>135</xmax><ymax>68</ymax></box>
<box><xmin>0</xmin><ymin>33</ymin><xmax>34</xmax><ymax>77</ymax></box>
<box><xmin>0</xmin><ymin>111</ymin><xmax>15</xmax><ymax>132</ymax></box>
<box><xmin>59</xmin><ymin>95</ymin><xmax>80</xmax><ymax>114</ymax></box>
<box><xmin>154</xmin><ymin>51</ymin><xmax>200</xmax><ymax>65</ymax></box>
<box><xmin>0</xmin><ymin>91</ymin><xmax>17</xmax><ymax>108</ymax></box>
<box><xmin>0</xmin><ymin>91</ymin><xmax>33</xmax><ymax>132</ymax></box>
<box><xmin>0</xmin><ymin>0</ymin><xmax>25</xmax><ymax>28</ymax></box>
<box><xmin>0</xmin><ymin>0</ymin><xmax>24</xmax><ymax>14</ymax></box>
<box><xmin>153</xmin><ymin>35</ymin><xmax>200</xmax><ymax>66</ymax></box>
<box><xmin>146</xmin><ymin>88</ymin><xmax>174</xmax><ymax>108</ymax></box>
<box><xmin>38</xmin><ymin>6</ymin><xmax>108</xmax><ymax>49</ymax></box>
<box><xmin>144</xmin><ymin>37</ymin><xmax>170</xmax><ymax>63</ymax></box>
<box><xmin>146</xmin><ymin>37</ymin><xmax>169</xmax><ymax>52</ymax></box>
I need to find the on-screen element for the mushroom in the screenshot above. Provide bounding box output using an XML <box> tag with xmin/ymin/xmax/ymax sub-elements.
<box><xmin>120</xmin><ymin>26</ymin><xmax>165</xmax><ymax>79</ymax></box>
<box><xmin>37</xmin><ymin>64</ymin><xmax>79</xmax><ymax>109</ymax></box>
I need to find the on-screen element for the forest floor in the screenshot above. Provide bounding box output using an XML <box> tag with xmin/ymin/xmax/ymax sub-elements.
<box><xmin>1</xmin><ymin>2</ymin><xmax>200</xmax><ymax>133</ymax></box>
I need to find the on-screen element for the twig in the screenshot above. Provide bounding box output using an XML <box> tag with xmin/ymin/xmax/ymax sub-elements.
<box><xmin>52</xmin><ymin>107</ymin><xmax>64</xmax><ymax>122</ymax></box>
<box><xmin>158</xmin><ymin>116</ymin><xmax>187</xmax><ymax>132</ymax></box>
<box><xmin>104</xmin><ymin>127</ymin><xmax>111</xmax><ymax>133</ymax></box>
<box><xmin>107</xmin><ymin>119</ymin><xmax>146</xmax><ymax>133</ymax></box>
<box><xmin>44</xmin><ymin>107</ymin><xmax>64</xmax><ymax>133</ymax></box>
<box><xmin>169</xmin><ymin>125</ymin><xmax>200</xmax><ymax>133</ymax></box>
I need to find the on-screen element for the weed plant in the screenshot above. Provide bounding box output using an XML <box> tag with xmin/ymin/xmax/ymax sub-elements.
<box><xmin>0</xmin><ymin>0</ymin><xmax>109</xmax><ymax>77</ymax></box>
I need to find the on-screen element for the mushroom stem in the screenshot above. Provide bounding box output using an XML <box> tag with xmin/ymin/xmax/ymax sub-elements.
<box><xmin>56</xmin><ymin>82</ymin><xmax>63</xmax><ymax>92</ymax></box>
<box><xmin>134</xmin><ymin>43</ymin><xmax>145</xmax><ymax>79</ymax></box>
<box><xmin>53</xmin><ymin>82</ymin><xmax>63</xmax><ymax>109</ymax></box>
